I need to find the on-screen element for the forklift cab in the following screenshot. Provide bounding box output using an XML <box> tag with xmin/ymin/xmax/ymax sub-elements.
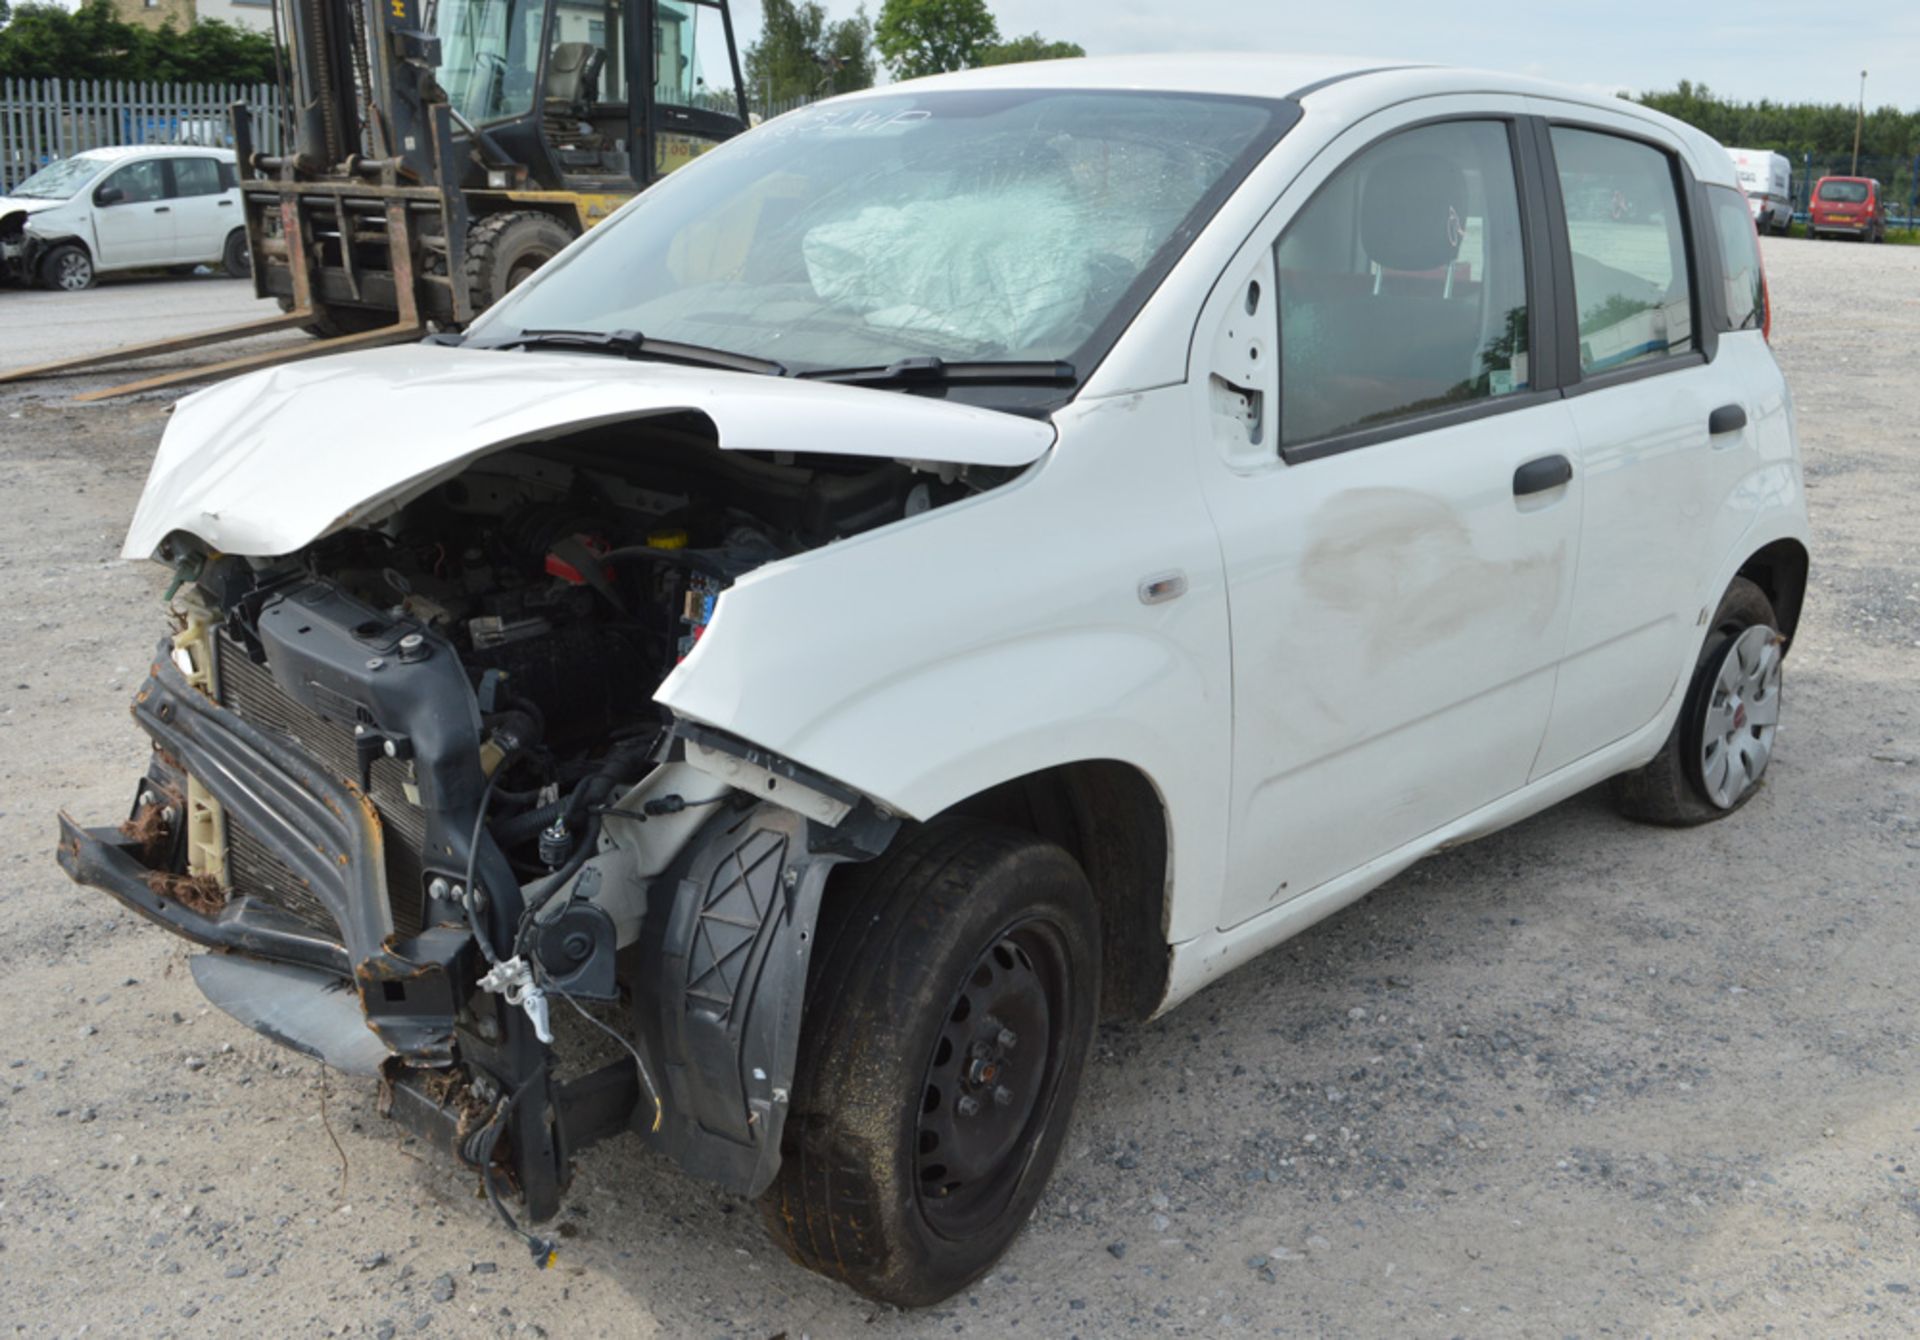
<box><xmin>433</xmin><ymin>0</ymin><xmax>747</xmax><ymax>192</ymax></box>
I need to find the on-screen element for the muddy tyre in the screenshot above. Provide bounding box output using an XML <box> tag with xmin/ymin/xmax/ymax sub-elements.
<box><xmin>760</xmin><ymin>818</ymin><xmax>1100</xmax><ymax>1306</ymax></box>
<box><xmin>464</xmin><ymin>211</ymin><xmax>575</xmax><ymax>314</ymax></box>
<box><xmin>1609</xmin><ymin>577</ymin><xmax>1783</xmax><ymax>825</ymax></box>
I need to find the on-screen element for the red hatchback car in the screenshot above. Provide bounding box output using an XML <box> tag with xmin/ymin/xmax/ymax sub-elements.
<box><xmin>1808</xmin><ymin>175</ymin><xmax>1887</xmax><ymax>241</ymax></box>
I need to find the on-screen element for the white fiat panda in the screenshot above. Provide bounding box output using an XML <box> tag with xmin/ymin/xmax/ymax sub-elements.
<box><xmin>67</xmin><ymin>56</ymin><xmax>1805</xmax><ymax>1306</ymax></box>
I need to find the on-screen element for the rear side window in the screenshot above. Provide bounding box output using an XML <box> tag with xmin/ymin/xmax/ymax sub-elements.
<box><xmin>171</xmin><ymin>157</ymin><xmax>224</xmax><ymax>197</ymax></box>
<box><xmin>1706</xmin><ymin>185</ymin><xmax>1764</xmax><ymax>333</ymax></box>
<box><xmin>218</xmin><ymin>161</ymin><xmax>238</xmax><ymax>191</ymax></box>
<box><xmin>1549</xmin><ymin>126</ymin><xmax>1695</xmax><ymax>374</ymax></box>
<box><xmin>1275</xmin><ymin>120</ymin><xmax>1531</xmax><ymax>448</ymax></box>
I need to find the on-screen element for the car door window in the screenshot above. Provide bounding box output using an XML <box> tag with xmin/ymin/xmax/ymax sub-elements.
<box><xmin>1706</xmin><ymin>186</ymin><xmax>1763</xmax><ymax>332</ymax></box>
<box><xmin>1275</xmin><ymin>119</ymin><xmax>1531</xmax><ymax>449</ymax></box>
<box><xmin>171</xmin><ymin>157</ymin><xmax>225</xmax><ymax>197</ymax></box>
<box><xmin>1548</xmin><ymin>126</ymin><xmax>1695</xmax><ymax>374</ymax></box>
<box><xmin>101</xmin><ymin>159</ymin><xmax>166</xmax><ymax>205</ymax></box>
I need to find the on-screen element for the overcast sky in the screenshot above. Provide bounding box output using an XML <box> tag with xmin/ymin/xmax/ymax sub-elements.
<box><xmin>731</xmin><ymin>0</ymin><xmax>1914</xmax><ymax>107</ymax></box>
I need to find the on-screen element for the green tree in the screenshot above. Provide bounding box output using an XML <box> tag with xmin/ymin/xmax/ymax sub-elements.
<box><xmin>0</xmin><ymin>0</ymin><xmax>277</xmax><ymax>81</ymax></box>
<box><xmin>745</xmin><ymin>0</ymin><xmax>873</xmax><ymax>104</ymax></box>
<box><xmin>1634</xmin><ymin>81</ymin><xmax>1920</xmax><ymax>210</ymax></box>
<box><xmin>977</xmin><ymin>32</ymin><xmax>1082</xmax><ymax>66</ymax></box>
<box><xmin>873</xmin><ymin>0</ymin><xmax>996</xmax><ymax>80</ymax></box>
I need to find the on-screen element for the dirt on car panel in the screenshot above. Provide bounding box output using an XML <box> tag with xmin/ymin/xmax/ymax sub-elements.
<box><xmin>118</xmin><ymin>785</ymin><xmax>182</xmax><ymax>865</ymax></box>
<box><xmin>142</xmin><ymin>869</ymin><xmax>226</xmax><ymax>916</ymax></box>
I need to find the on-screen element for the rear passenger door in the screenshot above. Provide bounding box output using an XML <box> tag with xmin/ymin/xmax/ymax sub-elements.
<box><xmin>165</xmin><ymin>156</ymin><xmax>235</xmax><ymax>263</ymax></box>
<box><xmin>1524</xmin><ymin>108</ymin><xmax>1762</xmax><ymax>776</ymax></box>
<box><xmin>1192</xmin><ymin>100</ymin><xmax>1585</xmax><ymax>931</ymax></box>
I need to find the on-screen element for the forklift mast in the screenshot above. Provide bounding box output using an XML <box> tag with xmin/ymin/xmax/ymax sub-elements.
<box><xmin>0</xmin><ymin>0</ymin><xmax>749</xmax><ymax>399</ymax></box>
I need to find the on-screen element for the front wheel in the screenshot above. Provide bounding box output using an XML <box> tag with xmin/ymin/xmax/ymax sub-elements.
<box><xmin>761</xmin><ymin>818</ymin><xmax>1100</xmax><ymax>1307</ymax></box>
<box><xmin>38</xmin><ymin>243</ymin><xmax>94</xmax><ymax>291</ymax></box>
<box><xmin>1609</xmin><ymin>577</ymin><xmax>1783</xmax><ymax>824</ymax></box>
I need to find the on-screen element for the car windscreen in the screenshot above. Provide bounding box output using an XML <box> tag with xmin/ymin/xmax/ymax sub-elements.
<box><xmin>9</xmin><ymin>154</ymin><xmax>109</xmax><ymax>200</ymax></box>
<box><xmin>470</xmin><ymin>89</ymin><xmax>1294</xmax><ymax>392</ymax></box>
<box><xmin>1816</xmin><ymin>180</ymin><xmax>1869</xmax><ymax>203</ymax></box>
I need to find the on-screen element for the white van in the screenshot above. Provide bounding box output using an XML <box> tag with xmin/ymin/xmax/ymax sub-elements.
<box><xmin>1727</xmin><ymin>147</ymin><xmax>1793</xmax><ymax>234</ymax></box>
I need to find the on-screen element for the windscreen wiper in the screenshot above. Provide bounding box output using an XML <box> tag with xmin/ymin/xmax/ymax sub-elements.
<box><xmin>798</xmin><ymin>356</ymin><xmax>1077</xmax><ymax>387</ymax></box>
<box><xmin>470</xmin><ymin>328</ymin><xmax>788</xmax><ymax>377</ymax></box>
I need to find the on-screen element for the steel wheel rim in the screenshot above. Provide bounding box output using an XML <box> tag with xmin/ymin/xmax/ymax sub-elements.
<box><xmin>57</xmin><ymin>253</ymin><xmax>91</xmax><ymax>290</ymax></box>
<box><xmin>913</xmin><ymin>917</ymin><xmax>1068</xmax><ymax>1240</ymax></box>
<box><xmin>1699</xmin><ymin>624</ymin><xmax>1782</xmax><ymax>808</ymax></box>
<box><xmin>505</xmin><ymin>253</ymin><xmax>548</xmax><ymax>292</ymax></box>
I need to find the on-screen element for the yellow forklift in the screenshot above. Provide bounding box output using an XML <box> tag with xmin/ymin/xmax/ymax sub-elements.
<box><xmin>1</xmin><ymin>0</ymin><xmax>748</xmax><ymax>399</ymax></box>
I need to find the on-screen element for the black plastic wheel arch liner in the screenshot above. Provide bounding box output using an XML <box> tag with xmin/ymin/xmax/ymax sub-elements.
<box><xmin>627</xmin><ymin>800</ymin><xmax>882</xmax><ymax>1198</ymax></box>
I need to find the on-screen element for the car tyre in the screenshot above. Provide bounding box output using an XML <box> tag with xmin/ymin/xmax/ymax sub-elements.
<box><xmin>39</xmin><ymin>243</ymin><xmax>94</xmax><ymax>292</ymax></box>
<box><xmin>1609</xmin><ymin>577</ymin><xmax>1783</xmax><ymax>826</ymax></box>
<box><xmin>760</xmin><ymin>817</ymin><xmax>1100</xmax><ymax>1307</ymax></box>
<box><xmin>222</xmin><ymin>228</ymin><xmax>251</xmax><ymax>278</ymax></box>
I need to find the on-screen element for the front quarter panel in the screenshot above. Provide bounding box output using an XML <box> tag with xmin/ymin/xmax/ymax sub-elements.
<box><xmin>655</xmin><ymin>386</ymin><xmax>1235</xmax><ymax>943</ymax></box>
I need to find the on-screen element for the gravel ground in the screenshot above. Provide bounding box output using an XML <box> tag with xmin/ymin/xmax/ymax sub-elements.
<box><xmin>0</xmin><ymin>237</ymin><xmax>1916</xmax><ymax>1338</ymax></box>
<box><xmin>0</xmin><ymin>274</ymin><xmax>301</xmax><ymax>377</ymax></box>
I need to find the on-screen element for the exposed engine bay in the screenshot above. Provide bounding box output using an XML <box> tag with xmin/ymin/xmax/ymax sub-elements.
<box><xmin>55</xmin><ymin>415</ymin><xmax>997</xmax><ymax>1246</ymax></box>
<box><xmin>200</xmin><ymin>416</ymin><xmax>981</xmax><ymax>925</ymax></box>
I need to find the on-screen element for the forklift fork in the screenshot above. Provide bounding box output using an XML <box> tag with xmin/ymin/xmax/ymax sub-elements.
<box><xmin>0</xmin><ymin>104</ymin><xmax>452</xmax><ymax>402</ymax></box>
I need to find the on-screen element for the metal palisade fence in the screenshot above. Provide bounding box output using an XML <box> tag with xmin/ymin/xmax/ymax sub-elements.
<box><xmin>1</xmin><ymin>78</ymin><xmax>287</xmax><ymax>192</ymax></box>
<box><xmin>5</xmin><ymin>80</ymin><xmax>818</xmax><ymax>192</ymax></box>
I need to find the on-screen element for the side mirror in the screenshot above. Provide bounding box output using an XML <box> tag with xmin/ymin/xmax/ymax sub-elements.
<box><xmin>95</xmin><ymin>185</ymin><xmax>124</xmax><ymax>207</ymax></box>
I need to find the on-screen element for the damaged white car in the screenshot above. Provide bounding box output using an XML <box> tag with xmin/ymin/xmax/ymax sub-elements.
<box><xmin>60</xmin><ymin>57</ymin><xmax>1810</xmax><ymax>1305</ymax></box>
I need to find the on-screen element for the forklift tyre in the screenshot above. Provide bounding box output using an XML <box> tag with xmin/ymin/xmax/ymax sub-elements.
<box><xmin>465</xmin><ymin>211</ymin><xmax>577</xmax><ymax>314</ymax></box>
<box><xmin>277</xmin><ymin>298</ymin><xmax>393</xmax><ymax>340</ymax></box>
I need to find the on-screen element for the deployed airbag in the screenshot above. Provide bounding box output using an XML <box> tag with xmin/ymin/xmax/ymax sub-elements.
<box><xmin>802</xmin><ymin>182</ymin><xmax>1095</xmax><ymax>353</ymax></box>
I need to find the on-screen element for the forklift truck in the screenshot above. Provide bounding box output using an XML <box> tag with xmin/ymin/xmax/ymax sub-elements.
<box><xmin>0</xmin><ymin>0</ymin><xmax>748</xmax><ymax>399</ymax></box>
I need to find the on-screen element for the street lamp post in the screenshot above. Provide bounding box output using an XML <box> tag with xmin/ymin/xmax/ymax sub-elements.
<box><xmin>1852</xmin><ymin>69</ymin><xmax>1866</xmax><ymax>175</ymax></box>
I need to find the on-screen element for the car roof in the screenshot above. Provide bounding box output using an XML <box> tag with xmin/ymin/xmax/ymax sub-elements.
<box><xmin>70</xmin><ymin>144</ymin><xmax>236</xmax><ymax>163</ymax></box>
<box><xmin>839</xmin><ymin>55</ymin><xmax>1736</xmax><ymax>185</ymax></box>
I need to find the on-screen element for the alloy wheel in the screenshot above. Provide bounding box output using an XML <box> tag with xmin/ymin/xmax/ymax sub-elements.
<box><xmin>56</xmin><ymin>252</ymin><xmax>92</xmax><ymax>291</ymax></box>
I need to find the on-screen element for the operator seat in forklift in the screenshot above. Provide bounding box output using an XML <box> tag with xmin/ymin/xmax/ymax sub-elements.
<box><xmin>545</xmin><ymin>42</ymin><xmax>621</xmax><ymax>174</ymax></box>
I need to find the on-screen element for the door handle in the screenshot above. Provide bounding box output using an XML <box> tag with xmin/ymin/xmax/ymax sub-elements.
<box><xmin>153</xmin><ymin>205</ymin><xmax>170</xmax><ymax>213</ymax></box>
<box><xmin>1708</xmin><ymin>403</ymin><xmax>1747</xmax><ymax>434</ymax></box>
<box><xmin>218</xmin><ymin>199</ymin><xmax>234</xmax><ymax>206</ymax></box>
<box><xmin>1513</xmin><ymin>453</ymin><xmax>1573</xmax><ymax>497</ymax></box>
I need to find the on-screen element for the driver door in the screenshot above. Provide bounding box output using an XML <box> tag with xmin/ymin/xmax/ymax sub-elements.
<box><xmin>1192</xmin><ymin>101</ymin><xmax>1585</xmax><ymax>931</ymax></box>
<box><xmin>90</xmin><ymin>158</ymin><xmax>173</xmax><ymax>268</ymax></box>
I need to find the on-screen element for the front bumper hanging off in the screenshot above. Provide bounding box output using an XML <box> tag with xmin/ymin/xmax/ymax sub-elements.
<box><xmin>56</xmin><ymin>609</ymin><xmax>890</xmax><ymax>1220</ymax></box>
<box><xmin>54</xmin><ymin>635</ymin><xmax>593</xmax><ymax>1220</ymax></box>
<box><xmin>57</xmin><ymin>644</ymin><xmax>473</xmax><ymax>1060</ymax></box>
